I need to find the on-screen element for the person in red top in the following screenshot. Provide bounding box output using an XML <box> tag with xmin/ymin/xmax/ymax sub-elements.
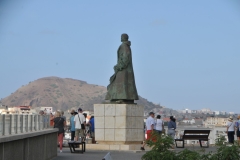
<box><xmin>50</xmin><ymin>113</ymin><xmax>54</xmax><ymax>127</ymax></box>
<box><xmin>141</xmin><ymin>112</ymin><xmax>155</xmax><ymax>151</ymax></box>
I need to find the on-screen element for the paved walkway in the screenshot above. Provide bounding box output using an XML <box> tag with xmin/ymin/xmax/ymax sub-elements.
<box><xmin>53</xmin><ymin>148</ymin><xmax>145</xmax><ymax>160</ymax></box>
<box><xmin>53</xmin><ymin>146</ymin><xmax>217</xmax><ymax>160</ymax></box>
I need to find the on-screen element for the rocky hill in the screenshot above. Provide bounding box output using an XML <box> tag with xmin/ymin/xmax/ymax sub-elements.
<box><xmin>1</xmin><ymin>77</ymin><xmax>162</xmax><ymax>112</ymax></box>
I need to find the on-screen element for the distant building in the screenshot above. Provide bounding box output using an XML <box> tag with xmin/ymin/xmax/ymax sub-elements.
<box><xmin>194</xmin><ymin>119</ymin><xmax>203</xmax><ymax>126</ymax></box>
<box><xmin>40</xmin><ymin>107</ymin><xmax>53</xmax><ymax>114</ymax></box>
<box><xmin>229</xmin><ymin>112</ymin><xmax>234</xmax><ymax>115</ymax></box>
<box><xmin>163</xmin><ymin>117</ymin><xmax>170</xmax><ymax>122</ymax></box>
<box><xmin>182</xmin><ymin>109</ymin><xmax>192</xmax><ymax>114</ymax></box>
<box><xmin>182</xmin><ymin>118</ymin><xmax>195</xmax><ymax>124</ymax></box>
<box><xmin>205</xmin><ymin>117</ymin><xmax>228</xmax><ymax>126</ymax></box>
<box><xmin>201</xmin><ymin>108</ymin><xmax>211</xmax><ymax>114</ymax></box>
<box><xmin>220</xmin><ymin>111</ymin><xmax>227</xmax><ymax>115</ymax></box>
<box><xmin>0</xmin><ymin>106</ymin><xmax>34</xmax><ymax>114</ymax></box>
<box><xmin>191</xmin><ymin>110</ymin><xmax>197</xmax><ymax>114</ymax></box>
<box><xmin>214</xmin><ymin>111</ymin><xmax>220</xmax><ymax>115</ymax></box>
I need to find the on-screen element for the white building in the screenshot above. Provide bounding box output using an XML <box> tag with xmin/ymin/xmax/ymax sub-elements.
<box><xmin>205</xmin><ymin>117</ymin><xmax>228</xmax><ymax>126</ymax></box>
<box><xmin>40</xmin><ymin>107</ymin><xmax>53</xmax><ymax>114</ymax></box>
<box><xmin>182</xmin><ymin>118</ymin><xmax>195</xmax><ymax>124</ymax></box>
<box><xmin>191</xmin><ymin>110</ymin><xmax>197</xmax><ymax>114</ymax></box>
<box><xmin>214</xmin><ymin>111</ymin><xmax>220</xmax><ymax>115</ymax></box>
<box><xmin>182</xmin><ymin>109</ymin><xmax>192</xmax><ymax>114</ymax></box>
<box><xmin>201</xmin><ymin>108</ymin><xmax>211</xmax><ymax>114</ymax></box>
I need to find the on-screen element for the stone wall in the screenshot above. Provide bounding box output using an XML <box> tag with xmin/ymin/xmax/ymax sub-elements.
<box><xmin>0</xmin><ymin>128</ymin><xmax>58</xmax><ymax>160</ymax></box>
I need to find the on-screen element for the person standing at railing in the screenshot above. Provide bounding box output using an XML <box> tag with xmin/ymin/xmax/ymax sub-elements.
<box><xmin>236</xmin><ymin>115</ymin><xmax>240</xmax><ymax>145</ymax></box>
<box><xmin>74</xmin><ymin>108</ymin><xmax>85</xmax><ymax>142</ymax></box>
<box><xmin>226</xmin><ymin>116</ymin><xmax>235</xmax><ymax>144</ymax></box>
<box><xmin>50</xmin><ymin>113</ymin><xmax>54</xmax><ymax>127</ymax></box>
<box><xmin>54</xmin><ymin>111</ymin><xmax>66</xmax><ymax>153</ymax></box>
<box><xmin>168</xmin><ymin>116</ymin><xmax>176</xmax><ymax>149</ymax></box>
<box><xmin>70</xmin><ymin>110</ymin><xmax>76</xmax><ymax>141</ymax></box>
<box><xmin>155</xmin><ymin>115</ymin><xmax>164</xmax><ymax>135</ymax></box>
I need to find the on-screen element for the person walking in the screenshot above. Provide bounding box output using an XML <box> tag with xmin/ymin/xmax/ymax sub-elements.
<box><xmin>141</xmin><ymin>112</ymin><xmax>155</xmax><ymax>151</ymax></box>
<box><xmin>70</xmin><ymin>110</ymin><xmax>76</xmax><ymax>141</ymax></box>
<box><xmin>235</xmin><ymin>115</ymin><xmax>240</xmax><ymax>145</ymax></box>
<box><xmin>226</xmin><ymin>116</ymin><xmax>235</xmax><ymax>144</ymax></box>
<box><xmin>53</xmin><ymin>111</ymin><xmax>66</xmax><ymax>153</ymax></box>
<box><xmin>168</xmin><ymin>116</ymin><xmax>176</xmax><ymax>149</ymax></box>
<box><xmin>74</xmin><ymin>108</ymin><xmax>86</xmax><ymax>142</ymax></box>
<box><xmin>155</xmin><ymin>115</ymin><xmax>164</xmax><ymax>135</ymax></box>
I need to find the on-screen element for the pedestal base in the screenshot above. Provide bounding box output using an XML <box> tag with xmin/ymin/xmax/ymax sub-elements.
<box><xmin>86</xmin><ymin>144</ymin><xmax>152</xmax><ymax>151</ymax></box>
<box><xmin>94</xmin><ymin>104</ymin><xmax>144</xmax><ymax>145</ymax></box>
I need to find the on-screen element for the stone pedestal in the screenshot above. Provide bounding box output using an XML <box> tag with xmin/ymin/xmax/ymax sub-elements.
<box><xmin>94</xmin><ymin>104</ymin><xmax>144</xmax><ymax>146</ymax></box>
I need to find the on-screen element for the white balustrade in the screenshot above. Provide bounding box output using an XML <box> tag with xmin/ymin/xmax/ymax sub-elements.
<box><xmin>0</xmin><ymin>114</ymin><xmax>50</xmax><ymax>136</ymax></box>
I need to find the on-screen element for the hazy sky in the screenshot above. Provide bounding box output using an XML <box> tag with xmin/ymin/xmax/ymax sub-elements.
<box><xmin>0</xmin><ymin>0</ymin><xmax>240</xmax><ymax>112</ymax></box>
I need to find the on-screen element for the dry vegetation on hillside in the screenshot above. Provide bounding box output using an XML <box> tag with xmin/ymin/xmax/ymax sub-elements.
<box><xmin>1</xmin><ymin>77</ymin><xmax>160</xmax><ymax>111</ymax></box>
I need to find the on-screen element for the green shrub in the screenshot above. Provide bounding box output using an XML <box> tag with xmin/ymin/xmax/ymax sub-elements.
<box><xmin>177</xmin><ymin>149</ymin><xmax>201</xmax><ymax>160</ymax></box>
<box><xmin>215</xmin><ymin>135</ymin><xmax>226</xmax><ymax>146</ymax></box>
<box><xmin>142</xmin><ymin>133</ymin><xmax>240</xmax><ymax>160</ymax></box>
<box><xmin>141</xmin><ymin>133</ymin><xmax>177</xmax><ymax>160</ymax></box>
<box><xmin>50</xmin><ymin>84</ymin><xmax>58</xmax><ymax>88</ymax></box>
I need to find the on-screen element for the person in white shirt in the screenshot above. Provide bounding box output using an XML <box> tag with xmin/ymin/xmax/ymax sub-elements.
<box><xmin>74</xmin><ymin>108</ymin><xmax>86</xmax><ymax>141</ymax></box>
<box><xmin>226</xmin><ymin>116</ymin><xmax>235</xmax><ymax>144</ymax></box>
<box><xmin>155</xmin><ymin>115</ymin><xmax>164</xmax><ymax>135</ymax></box>
<box><xmin>141</xmin><ymin>112</ymin><xmax>155</xmax><ymax>151</ymax></box>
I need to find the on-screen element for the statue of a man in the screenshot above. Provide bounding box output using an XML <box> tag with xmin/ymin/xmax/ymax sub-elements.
<box><xmin>105</xmin><ymin>33</ymin><xmax>139</xmax><ymax>103</ymax></box>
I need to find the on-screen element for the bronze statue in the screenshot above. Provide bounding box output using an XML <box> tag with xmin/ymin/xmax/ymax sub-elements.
<box><xmin>105</xmin><ymin>34</ymin><xmax>139</xmax><ymax>103</ymax></box>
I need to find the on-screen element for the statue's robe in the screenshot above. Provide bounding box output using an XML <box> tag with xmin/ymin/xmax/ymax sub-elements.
<box><xmin>105</xmin><ymin>41</ymin><xmax>139</xmax><ymax>101</ymax></box>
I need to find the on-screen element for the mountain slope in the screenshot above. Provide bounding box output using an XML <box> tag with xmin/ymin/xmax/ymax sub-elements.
<box><xmin>1</xmin><ymin>77</ymin><xmax>161</xmax><ymax>111</ymax></box>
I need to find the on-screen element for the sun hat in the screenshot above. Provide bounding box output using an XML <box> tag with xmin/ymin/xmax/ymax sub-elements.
<box><xmin>228</xmin><ymin>116</ymin><xmax>233</xmax><ymax>121</ymax></box>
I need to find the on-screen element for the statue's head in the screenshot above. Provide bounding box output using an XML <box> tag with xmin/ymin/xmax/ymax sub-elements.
<box><xmin>121</xmin><ymin>33</ymin><xmax>129</xmax><ymax>42</ymax></box>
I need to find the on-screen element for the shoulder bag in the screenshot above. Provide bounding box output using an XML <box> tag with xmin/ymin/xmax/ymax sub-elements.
<box><xmin>78</xmin><ymin>114</ymin><xmax>85</xmax><ymax>129</ymax></box>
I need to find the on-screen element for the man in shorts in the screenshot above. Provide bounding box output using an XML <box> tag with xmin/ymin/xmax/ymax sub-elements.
<box><xmin>74</xmin><ymin>108</ymin><xmax>86</xmax><ymax>141</ymax></box>
<box><xmin>141</xmin><ymin>112</ymin><xmax>155</xmax><ymax>150</ymax></box>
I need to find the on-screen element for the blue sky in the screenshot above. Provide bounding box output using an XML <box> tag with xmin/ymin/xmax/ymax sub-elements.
<box><xmin>0</xmin><ymin>0</ymin><xmax>240</xmax><ymax>112</ymax></box>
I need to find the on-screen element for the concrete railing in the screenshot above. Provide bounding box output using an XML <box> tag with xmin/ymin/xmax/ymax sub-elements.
<box><xmin>0</xmin><ymin>128</ymin><xmax>58</xmax><ymax>160</ymax></box>
<box><xmin>0</xmin><ymin>114</ymin><xmax>50</xmax><ymax>136</ymax></box>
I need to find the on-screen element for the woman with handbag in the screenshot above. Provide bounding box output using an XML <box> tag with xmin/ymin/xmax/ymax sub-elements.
<box><xmin>226</xmin><ymin>116</ymin><xmax>235</xmax><ymax>144</ymax></box>
<box><xmin>54</xmin><ymin>111</ymin><xmax>66</xmax><ymax>153</ymax></box>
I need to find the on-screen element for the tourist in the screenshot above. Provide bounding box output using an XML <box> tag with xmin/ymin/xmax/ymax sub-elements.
<box><xmin>53</xmin><ymin>111</ymin><xmax>66</xmax><ymax>153</ymax></box>
<box><xmin>141</xmin><ymin>112</ymin><xmax>155</xmax><ymax>151</ymax></box>
<box><xmin>168</xmin><ymin>116</ymin><xmax>176</xmax><ymax>148</ymax></box>
<box><xmin>82</xmin><ymin>113</ymin><xmax>87</xmax><ymax>140</ymax></box>
<box><xmin>226</xmin><ymin>116</ymin><xmax>235</xmax><ymax>144</ymax></box>
<box><xmin>155</xmin><ymin>115</ymin><xmax>164</xmax><ymax>135</ymax></box>
<box><xmin>236</xmin><ymin>115</ymin><xmax>240</xmax><ymax>145</ymax></box>
<box><xmin>61</xmin><ymin>111</ymin><xmax>66</xmax><ymax>121</ymax></box>
<box><xmin>74</xmin><ymin>108</ymin><xmax>86</xmax><ymax>142</ymax></box>
<box><xmin>50</xmin><ymin>113</ymin><xmax>54</xmax><ymax>127</ymax></box>
<box><xmin>88</xmin><ymin>116</ymin><xmax>96</xmax><ymax>143</ymax></box>
<box><xmin>70</xmin><ymin>110</ymin><xmax>76</xmax><ymax>141</ymax></box>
